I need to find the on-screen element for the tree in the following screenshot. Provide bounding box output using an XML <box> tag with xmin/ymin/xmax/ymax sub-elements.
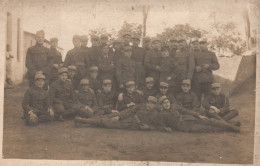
<box><xmin>117</xmin><ymin>21</ymin><xmax>142</xmax><ymax>38</ymax></box>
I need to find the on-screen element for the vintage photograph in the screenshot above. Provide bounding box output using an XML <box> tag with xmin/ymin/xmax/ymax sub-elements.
<box><xmin>1</xmin><ymin>0</ymin><xmax>258</xmax><ymax>164</ymax></box>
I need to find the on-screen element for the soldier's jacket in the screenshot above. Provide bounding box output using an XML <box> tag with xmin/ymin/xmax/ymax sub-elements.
<box><xmin>132</xmin><ymin>46</ymin><xmax>146</xmax><ymax>87</ymax></box>
<box><xmin>117</xmin><ymin>91</ymin><xmax>145</xmax><ymax>111</ymax></box>
<box><xmin>49</xmin><ymin>79</ymin><xmax>74</xmax><ymax>104</ymax></box>
<box><xmin>49</xmin><ymin>46</ymin><xmax>62</xmax><ymax>65</ymax></box>
<box><xmin>73</xmin><ymin>88</ymin><xmax>98</xmax><ymax>109</ymax></box>
<box><xmin>160</xmin><ymin>56</ymin><xmax>179</xmax><ymax>82</ymax></box>
<box><xmin>64</xmin><ymin>47</ymin><xmax>88</xmax><ymax>78</ymax></box>
<box><xmin>202</xmin><ymin>93</ymin><xmax>230</xmax><ymax>114</ymax></box>
<box><xmin>97</xmin><ymin>53</ymin><xmax>116</xmax><ymax>81</ymax></box>
<box><xmin>79</xmin><ymin>46</ymin><xmax>90</xmax><ymax>72</ymax></box>
<box><xmin>22</xmin><ymin>86</ymin><xmax>50</xmax><ymax>114</ymax></box>
<box><xmin>138</xmin><ymin>86</ymin><xmax>158</xmax><ymax>100</ymax></box>
<box><xmin>144</xmin><ymin>49</ymin><xmax>161</xmax><ymax>80</ymax></box>
<box><xmin>87</xmin><ymin>77</ymin><xmax>101</xmax><ymax>94</ymax></box>
<box><xmin>116</xmin><ymin>56</ymin><xmax>135</xmax><ymax>85</ymax></box>
<box><xmin>88</xmin><ymin>46</ymin><xmax>101</xmax><ymax>66</ymax></box>
<box><xmin>155</xmin><ymin>93</ymin><xmax>176</xmax><ymax>104</ymax></box>
<box><xmin>112</xmin><ymin>49</ymin><xmax>124</xmax><ymax>66</ymax></box>
<box><xmin>96</xmin><ymin>90</ymin><xmax>118</xmax><ymax>112</ymax></box>
<box><xmin>26</xmin><ymin>43</ymin><xmax>51</xmax><ymax>78</ymax></box>
<box><xmin>193</xmin><ymin>50</ymin><xmax>220</xmax><ymax>83</ymax></box>
<box><xmin>68</xmin><ymin>75</ymin><xmax>80</xmax><ymax>90</ymax></box>
<box><xmin>176</xmin><ymin>91</ymin><xmax>200</xmax><ymax>111</ymax></box>
<box><xmin>174</xmin><ymin>48</ymin><xmax>195</xmax><ymax>80</ymax></box>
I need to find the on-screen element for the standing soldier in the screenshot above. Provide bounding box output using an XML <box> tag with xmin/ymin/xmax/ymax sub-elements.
<box><xmin>142</xmin><ymin>36</ymin><xmax>151</xmax><ymax>52</ymax></box>
<box><xmin>116</xmin><ymin>46</ymin><xmax>135</xmax><ymax>90</ymax></box>
<box><xmin>112</xmin><ymin>38</ymin><xmax>124</xmax><ymax>66</ymax></box>
<box><xmin>49</xmin><ymin>37</ymin><xmax>62</xmax><ymax>85</ymax></box>
<box><xmin>64</xmin><ymin>35</ymin><xmax>88</xmax><ymax>79</ymax></box>
<box><xmin>192</xmin><ymin>38</ymin><xmax>220</xmax><ymax>101</ymax></box>
<box><xmin>131</xmin><ymin>33</ymin><xmax>146</xmax><ymax>88</ymax></box>
<box><xmin>169</xmin><ymin>36</ymin><xmax>178</xmax><ymax>58</ymax></box>
<box><xmin>26</xmin><ymin>30</ymin><xmax>51</xmax><ymax>88</ymax></box>
<box><xmin>144</xmin><ymin>37</ymin><xmax>162</xmax><ymax>87</ymax></box>
<box><xmin>49</xmin><ymin>68</ymin><xmax>75</xmax><ymax>121</ymax></box>
<box><xmin>121</xmin><ymin>31</ymin><xmax>131</xmax><ymax>46</ymax></box>
<box><xmin>173</xmin><ymin>37</ymin><xmax>195</xmax><ymax>94</ymax></box>
<box><xmin>88</xmin><ymin>35</ymin><xmax>101</xmax><ymax>66</ymax></box>
<box><xmin>79</xmin><ymin>35</ymin><xmax>90</xmax><ymax>74</ymax></box>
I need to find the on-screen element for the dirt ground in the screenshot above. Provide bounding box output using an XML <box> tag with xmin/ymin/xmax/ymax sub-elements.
<box><xmin>2</xmin><ymin>77</ymin><xmax>256</xmax><ymax>164</ymax></box>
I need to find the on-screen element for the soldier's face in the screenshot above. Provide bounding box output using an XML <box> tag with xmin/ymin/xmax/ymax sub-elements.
<box><xmin>73</xmin><ymin>39</ymin><xmax>81</xmax><ymax>48</ymax></box>
<box><xmin>162</xmin><ymin>99</ymin><xmax>171</xmax><ymax>110</ymax></box>
<box><xmin>132</xmin><ymin>38</ymin><xmax>140</xmax><ymax>47</ymax></box>
<box><xmin>103</xmin><ymin>84</ymin><xmax>112</xmax><ymax>93</ymax></box>
<box><xmin>81</xmin><ymin>84</ymin><xmax>89</xmax><ymax>92</ymax></box>
<box><xmin>126</xmin><ymin>86</ymin><xmax>135</xmax><ymax>94</ymax></box>
<box><xmin>35</xmin><ymin>79</ymin><xmax>45</xmax><ymax>88</ymax></box>
<box><xmin>181</xmin><ymin>84</ymin><xmax>191</xmax><ymax>93</ymax></box>
<box><xmin>59</xmin><ymin>73</ymin><xmax>68</xmax><ymax>82</ymax></box>
<box><xmin>124</xmin><ymin>50</ymin><xmax>132</xmax><ymax>58</ymax></box>
<box><xmin>101</xmin><ymin>37</ymin><xmax>108</xmax><ymax>45</ymax></box>
<box><xmin>160</xmin><ymin>86</ymin><xmax>168</xmax><ymax>95</ymax></box>
<box><xmin>169</xmin><ymin>40</ymin><xmax>178</xmax><ymax>49</ymax></box>
<box><xmin>192</xmin><ymin>42</ymin><xmax>200</xmax><ymax>50</ymax></box>
<box><xmin>143</xmin><ymin>40</ymin><xmax>150</xmax><ymax>48</ymax></box>
<box><xmin>102</xmin><ymin>46</ymin><xmax>109</xmax><ymax>54</ymax></box>
<box><xmin>81</xmin><ymin>40</ymin><xmax>88</xmax><ymax>47</ymax></box>
<box><xmin>161</xmin><ymin>50</ymin><xmax>169</xmax><ymax>57</ymax></box>
<box><xmin>90</xmin><ymin>71</ymin><xmax>98</xmax><ymax>79</ymax></box>
<box><xmin>200</xmin><ymin>42</ymin><xmax>208</xmax><ymax>51</ymax></box>
<box><xmin>36</xmin><ymin>34</ymin><xmax>45</xmax><ymax>44</ymax></box>
<box><xmin>91</xmin><ymin>38</ymin><xmax>100</xmax><ymax>47</ymax></box>
<box><xmin>68</xmin><ymin>70</ymin><xmax>76</xmax><ymax>78</ymax></box>
<box><xmin>152</xmin><ymin>42</ymin><xmax>161</xmax><ymax>51</ymax></box>
<box><xmin>123</xmin><ymin>35</ymin><xmax>131</xmax><ymax>44</ymax></box>
<box><xmin>146</xmin><ymin>101</ymin><xmax>156</xmax><ymax>111</ymax></box>
<box><xmin>146</xmin><ymin>82</ymin><xmax>154</xmax><ymax>89</ymax></box>
<box><xmin>51</xmin><ymin>41</ymin><xmax>58</xmax><ymax>48</ymax></box>
<box><xmin>211</xmin><ymin>87</ymin><xmax>221</xmax><ymax>96</ymax></box>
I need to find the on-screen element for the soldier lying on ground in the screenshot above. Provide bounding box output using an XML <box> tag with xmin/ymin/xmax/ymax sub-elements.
<box><xmin>74</xmin><ymin>96</ymin><xmax>166</xmax><ymax>131</ymax></box>
<box><xmin>158</xmin><ymin>96</ymin><xmax>240</xmax><ymax>133</ymax></box>
<box><xmin>22</xmin><ymin>73</ymin><xmax>54</xmax><ymax>126</ymax></box>
<box><xmin>202</xmin><ymin>82</ymin><xmax>240</xmax><ymax>126</ymax></box>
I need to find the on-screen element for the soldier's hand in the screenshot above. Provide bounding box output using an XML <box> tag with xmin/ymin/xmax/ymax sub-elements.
<box><xmin>167</xmin><ymin>77</ymin><xmax>172</xmax><ymax>81</ymax></box>
<box><xmin>29</xmin><ymin>111</ymin><xmax>37</xmax><ymax>123</ymax></box>
<box><xmin>196</xmin><ymin>66</ymin><xmax>202</xmax><ymax>72</ymax></box>
<box><xmin>135</xmin><ymin>90</ymin><xmax>144</xmax><ymax>95</ymax></box>
<box><xmin>127</xmin><ymin>102</ymin><xmax>135</xmax><ymax>107</ymax></box>
<box><xmin>198</xmin><ymin>115</ymin><xmax>208</xmax><ymax>120</ymax></box>
<box><xmin>53</xmin><ymin>64</ymin><xmax>59</xmax><ymax>69</ymax></box>
<box><xmin>111</xmin><ymin>110</ymin><xmax>119</xmax><ymax>113</ymax></box>
<box><xmin>209</xmin><ymin>108</ymin><xmax>216</xmax><ymax>114</ymax></box>
<box><xmin>118</xmin><ymin>93</ymin><xmax>124</xmax><ymax>101</ymax></box>
<box><xmin>48</xmin><ymin>108</ymin><xmax>55</xmax><ymax>117</ymax></box>
<box><xmin>215</xmin><ymin>108</ymin><xmax>220</xmax><ymax>114</ymax></box>
<box><xmin>164</xmin><ymin>127</ymin><xmax>173</xmax><ymax>132</ymax></box>
<box><xmin>203</xmin><ymin>64</ymin><xmax>210</xmax><ymax>69</ymax></box>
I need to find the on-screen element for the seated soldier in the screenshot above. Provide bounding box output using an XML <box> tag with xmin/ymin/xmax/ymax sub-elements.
<box><xmin>138</xmin><ymin>77</ymin><xmax>158</xmax><ymax>100</ymax></box>
<box><xmin>68</xmin><ymin>65</ymin><xmax>80</xmax><ymax>90</ymax></box>
<box><xmin>96</xmin><ymin>79</ymin><xmax>118</xmax><ymax>115</ymax></box>
<box><xmin>176</xmin><ymin>79</ymin><xmax>204</xmax><ymax>115</ymax></box>
<box><xmin>86</xmin><ymin>66</ymin><xmax>101</xmax><ymax>95</ymax></box>
<box><xmin>158</xmin><ymin>96</ymin><xmax>240</xmax><ymax>132</ymax></box>
<box><xmin>117</xmin><ymin>80</ymin><xmax>145</xmax><ymax>111</ymax></box>
<box><xmin>202</xmin><ymin>82</ymin><xmax>240</xmax><ymax>125</ymax></box>
<box><xmin>155</xmin><ymin>81</ymin><xmax>175</xmax><ymax>104</ymax></box>
<box><xmin>22</xmin><ymin>73</ymin><xmax>54</xmax><ymax>126</ymax></box>
<box><xmin>49</xmin><ymin>67</ymin><xmax>75</xmax><ymax>121</ymax></box>
<box><xmin>74</xmin><ymin>96</ymin><xmax>165</xmax><ymax>131</ymax></box>
<box><xmin>73</xmin><ymin>79</ymin><xmax>98</xmax><ymax>118</ymax></box>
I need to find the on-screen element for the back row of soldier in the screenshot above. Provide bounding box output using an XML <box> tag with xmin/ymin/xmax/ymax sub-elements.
<box><xmin>22</xmin><ymin>30</ymin><xmax>240</xmax><ymax>133</ymax></box>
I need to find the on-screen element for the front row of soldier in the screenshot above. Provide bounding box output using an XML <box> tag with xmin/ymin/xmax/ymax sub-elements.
<box><xmin>22</xmin><ymin>67</ymin><xmax>240</xmax><ymax>133</ymax></box>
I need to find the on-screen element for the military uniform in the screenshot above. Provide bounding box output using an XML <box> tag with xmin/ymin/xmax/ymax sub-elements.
<box><xmin>117</xmin><ymin>91</ymin><xmax>145</xmax><ymax>111</ymax></box>
<box><xmin>144</xmin><ymin>49</ymin><xmax>161</xmax><ymax>84</ymax></box>
<box><xmin>97</xmin><ymin>53</ymin><xmax>116</xmax><ymax>81</ymax></box>
<box><xmin>49</xmin><ymin>46</ymin><xmax>62</xmax><ymax>84</ymax></box>
<box><xmin>176</xmin><ymin>91</ymin><xmax>200</xmax><ymax>112</ymax></box>
<box><xmin>116</xmin><ymin>56</ymin><xmax>135</xmax><ymax>86</ymax></box>
<box><xmin>96</xmin><ymin>90</ymin><xmax>118</xmax><ymax>114</ymax></box>
<box><xmin>155</xmin><ymin>82</ymin><xmax>176</xmax><ymax>104</ymax></box>
<box><xmin>139</xmin><ymin>86</ymin><xmax>158</xmax><ymax>100</ymax></box>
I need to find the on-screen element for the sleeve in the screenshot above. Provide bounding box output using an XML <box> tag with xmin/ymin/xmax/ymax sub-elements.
<box><xmin>58</xmin><ymin>51</ymin><xmax>63</xmax><ymax>64</ymax></box>
<box><xmin>209</xmin><ymin>52</ymin><xmax>220</xmax><ymax>71</ymax></box>
<box><xmin>169</xmin><ymin>60</ymin><xmax>180</xmax><ymax>80</ymax></box>
<box><xmin>202</xmin><ymin>95</ymin><xmax>211</xmax><ymax>110</ymax></box>
<box><xmin>177</xmin><ymin>105</ymin><xmax>200</xmax><ymax>118</ymax></box>
<box><xmin>219</xmin><ymin>95</ymin><xmax>230</xmax><ymax>114</ymax></box>
<box><xmin>25</xmin><ymin>48</ymin><xmax>37</xmax><ymax>76</ymax></box>
<box><xmin>43</xmin><ymin>49</ymin><xmax>52</xmax><ymax>75</ymax></box>
<box><xmin>97</xmin><ymin>58</ymin><xmax>114</xmax><ymax>73</ymax></box>
<box><xmin>144</xmin><ymin>52</ymin><xmax>157</xmax><ymax>70</ymax></box>
<box><xmin>22</xmin><ymin>89</ymin><xmax>33</xmax><ymax>113</ymax></box>
<box><xmin>118</xmin><ymin>105</ymin><xmax>138</xmax><ymax>119</ymax></box>
<box><xmin>187</xmin><ymin>52</ymin><xmax>195</xmax><ymax>80</ymax></box>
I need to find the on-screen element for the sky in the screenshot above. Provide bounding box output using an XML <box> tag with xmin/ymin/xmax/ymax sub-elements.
<box><xmin>19</xmin><ymin>0</ymin><xmax>256</xmax><ymax>55</ymax></box>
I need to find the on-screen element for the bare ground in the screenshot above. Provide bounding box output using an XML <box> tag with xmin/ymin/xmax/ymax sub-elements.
<box><xmin>2</xmin><ymin>77</ymin><xmax>256</xmax><ymax>164</ymax></box>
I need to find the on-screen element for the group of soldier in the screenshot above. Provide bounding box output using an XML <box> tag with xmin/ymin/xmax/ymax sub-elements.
<box><xmin>22</xmin><ymin>29</ymin><xmax>241</xmax><ymax>133</ymax></box>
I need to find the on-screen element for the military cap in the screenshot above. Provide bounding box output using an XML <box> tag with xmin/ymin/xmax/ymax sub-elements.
<box><xmin>147</xmin><ymin>96</ymin><xmax>158</xmax><ymax>104</ymax></box>
<box><xmin>89</xmin><ymin>66</ymin><xmax>98</xmax><ymax>72</ymax></box>
<box><xmin>199</xmin><ymin>38</ymin><xmax>207</xmax><ymax>43</ymax></box>
<box><xmin>145</xmin><ymin>77</ymin><xmax>154</xmax><ymax>83</ymax></box>
<box><xmin>68</xmin><ymin>65</ymin><xmax>77</xmax><ymax>71</ymax></box>
<box><xmin>36</xmin><ymin>30</ymin><xmax>45</xmax><ymax>36</ymax></box>
<box><xmin>34</xmin><ymin>73</ymin><xmax>45</xmax><ymax>80</ymax></box>
<box><xmin>103</xmin><ymin>79</ymin><xmax>112</xmax><ymax>85</ymax></box>
<box><xmin>80</xmin><ymin>35</ymin><xmax>89</xmax><ymax>42</ymax></box>
<box><xmin>161</xmin><ymin>45</ymin><xmax>170</xmax><ymax>51</ymax></box>
<box><xmin>160</xmin><ymin>82</ymin><xmax>169</xmax><ymax>88</ymax></box>
<box><xmin>73</xmin><ymin>35</ymin><xmax>81</xmax><ymax>40</ymax></box>
<box><xmin>151</xmin><ymin>37</ymin><xmax>161</xmax><ymax>44</ymax></box>
<box><xmin>125</xmin><ymin>80</ymin><xmax>135</xmax><ymax>87</ymax></box>
<box><xmin>211</xmin><ymin>82</ymin><xmax>221</xmax><ymax>88</ymax></box>
<box><xmin>80</xmin><ymin>79</ymin><xmax>90</xmax><ymax>85</ymax></box>
<box><xmin>182</xmin><ymin>79</ymin><xmax>191</xmax><ymax>85</ymax></box>
<box><xmin>122</xmin><ymin>31</ymin><xmax>131</xmax><ymax>37</ymax></box>
<box><xmin>191</xmin><ymin>37</ymin><xmax>199</xmax><ymax>43</ymax></box>
<box><xmin>50</xmin><ymin>37</ymin><xmax>58</xmax><ymax>42</ymax></box>
<box><xmin>58</xmin><ymin>67</ymin><xmax>68</xmax><ymax>74</ymax></box>
<box><xmin>91</xmin><ymin>34</ymin><xmax>99</xmax><ymax>39</ymax></box>
<box><xmin>123</xmin><ymin>45</ymin><xmax>132</xmax><ymax>51</ymax></box>
<box><xmin>132</xmin><ymin>33</ymin><xmax>141</xmax><ymax>40</ymax></box>
<box><xmin>100</xmin><ymin>34</ymin><xmax>108</xmax><ymax>39</ymax></box>
<box><xmin>158</xmin><ymin>95</ymin><xmax>168</xmax><ymax>104</ymax></box>
<box><xmin>143</xmin><ymin>36</ymin><xmax>151</xmax><ymax>41</ymax></box>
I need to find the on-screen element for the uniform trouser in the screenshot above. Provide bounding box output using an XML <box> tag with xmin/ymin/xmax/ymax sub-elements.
<box><xmin>25</xmin><ymin>109</ymin><xmax>53</xmax><ymax>126</ymax></box>
<box><xmin>192</xmin><ymin>81</ymin><xmax>212</xmax><ymax>102</ymax></box>
<box><xmin>207</xmin><ymin>109</ymin><xmax>239</xmax><ymax>121</ymax></box>
<box><xmin>53</xmin><ymin>101</ymin><xmax>75</xmax><ymax>117</ymax></box>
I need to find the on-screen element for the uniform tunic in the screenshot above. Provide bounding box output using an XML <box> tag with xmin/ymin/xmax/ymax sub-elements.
<box><xmin>144</xmin><ymin>49</ymin><xmax>162</xmax><ymax>82</ymax></box>
<box><xmin>49</xmin><ymin>46</ymin><xmax>62</xmax><ymax>84</ymax></box>
<box><xmin>88</xmin><ymin>46</ymin><xmax>101</xmax><ymax>66</ymax></box>
<box><xmin>96</xmin><ymin>90</ymin><xmax>118</xmax><ymax>114</ymax></box>
<box><xmin>116</xmin><ymin>56</ymin><xmax>135</xmax><ymax>86</ymax></box>
<box><xmin>138</xmin><ymin>86</ymin><xmax>158</xmax><ymax>100</ymax></box>
<box><xmin>202</xmin><ymin>93</ymin><xmax>229</xmax><ymax>114</ymax></box>
<box><xmin>97</xmin><ymin>54</ymin><xmax>116</xmax><ymax>81</ymax></box>
<box><xmin>176</xmin><ymin>91</ymin><xmax>200</xmax><ymax>111</ymax></box>
<box><xmin>117</xmin><ymin>91</ymin><xmax>145</xmax><ymax>111</ymax></box>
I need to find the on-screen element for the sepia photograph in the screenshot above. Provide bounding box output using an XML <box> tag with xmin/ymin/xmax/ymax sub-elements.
<box><xmin>0</xmin><ymin>0</ymin><xmax>259</xmax><ymax>165</ymax></box>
